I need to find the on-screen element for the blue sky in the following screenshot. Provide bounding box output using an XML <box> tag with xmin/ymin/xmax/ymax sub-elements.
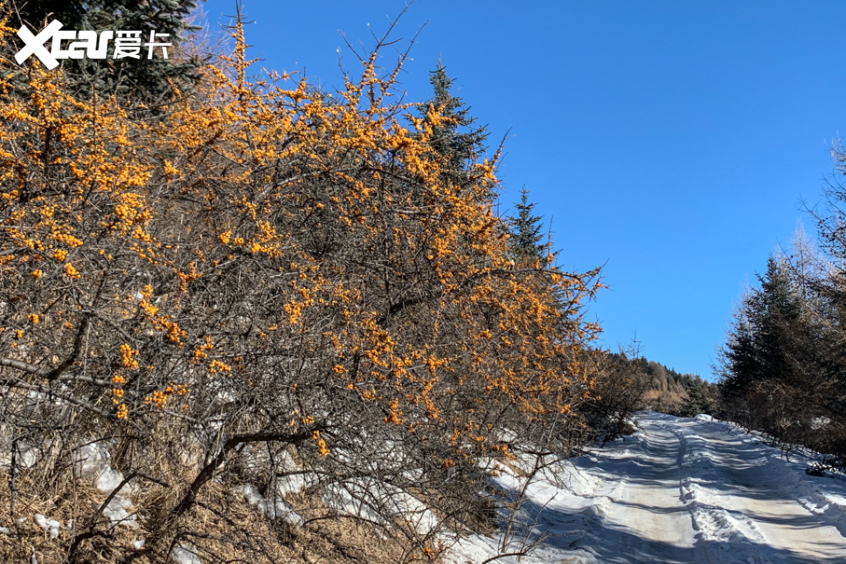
<box><xmin>198</xmin><ymin>1</ymin><xmax>846</xmax><ymax>379</ymax></box>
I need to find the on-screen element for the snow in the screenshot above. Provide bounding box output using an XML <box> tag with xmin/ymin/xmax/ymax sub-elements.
<box><xmin>233</xmin><ymin>484</ymin><xmax>305</xmax><ymax>526</ymax></box>
<box><xmin>95</xmin><ymin>468</ymin><xmax>124</xmax><ymax>492</ymax></box>
<box><xmin>812</xmin><ymin>416</ymin><xmax>831</xmax><ymax>430</ymax></box>
<box><xmin>274</xmin><ymin>470</ymin><xmax>315</xmax><ymax>497</ymax></box>
<box><xmin>171</xmin><ymin>545</ymin><xmax>202</xmax><ymax>564</ymax></box>
<box><xmin>446</xmin><ymin>411</ymin><xmax>846</xmax><ymax>564</ymax></box>
<box><xmin>34</xmin><ymin>514</ymin><xmax>60</xmax><ymax>539</ymax></box>
<box><xmin>17</xmin><ymin>443</ymin><xmax>40</xmax><ymax>469</ymax></box>
<box><xmin>321</xmin><ymin>478</ymin><xmax>442</xmax><ymax>535</ymax></box>
<box><xmin>73</xmin><ymin>443</ymin><xmax>138</xmax><ymax>528</ymax></box>
<box><xmin>0</xmin><ymin>442</ymin><xmax>42</xmax><ymax>470</ymax></box>
<box><xmin>322</xmin><ymin>480</ymin><xmax>389</xmax><ymax>526</ymax></box>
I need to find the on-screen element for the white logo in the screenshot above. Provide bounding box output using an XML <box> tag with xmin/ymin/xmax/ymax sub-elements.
<box><xmin>15</xmin><ymin>20</ymin><xmax>172</xmax><ymax>70</ymax></box>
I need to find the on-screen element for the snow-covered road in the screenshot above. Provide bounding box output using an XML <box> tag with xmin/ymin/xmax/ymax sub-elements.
<box><xmin>448</xmin><ymin>412</ymin><xmax>846</xmax><ymax>564</ymax></box>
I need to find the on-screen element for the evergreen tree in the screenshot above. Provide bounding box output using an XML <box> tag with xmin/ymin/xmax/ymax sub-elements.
<box><xmin>9</xmin><ymin>0</ymin><xmax>204</xmax><ymax>101</ymax></box>
<box><xmin>508</xmin><ymin>187</ymin><xmax>546</xmax><ymax>264</ymax></box>
<box><xmin>679</xmin><ymin>378</ymin><xmax>713</xmax><ymax>417</ymax></box>
<box><xmin>721</xmin><ymin>259</ymin><xmax>802</xmax><ymax>391</ymax></box>
<box><xmin>419</xmin><ymin>61</ymin><xmax>487</xmax><ymax>182</ymax></box>
<box><xmin>719</xmin><ymin>257</ymin><xmax>812</xmax><ymax>432</ymax></box>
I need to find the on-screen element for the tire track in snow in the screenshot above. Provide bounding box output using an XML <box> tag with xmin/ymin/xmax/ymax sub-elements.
<box><xmin>673</xmin><ymin>416</ymin><xmax>846</xmax><ymax>563</ymax></box>
<box><xmin>597</xmin><ymin>417</ymin><xmax>712</xmax><ymax>563</ymax></box>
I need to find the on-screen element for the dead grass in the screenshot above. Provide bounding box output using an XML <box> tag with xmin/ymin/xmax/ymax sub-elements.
<box><xmin>0</xmin><ymin>466</ymin><xmax>449</xmax><ymax>564</ymax></box>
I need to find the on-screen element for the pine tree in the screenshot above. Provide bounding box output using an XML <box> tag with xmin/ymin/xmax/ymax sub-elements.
<box><xmin>10</xmin><ymin>0</ymin><xmax>204</xmax><ymax>101</ymax></box>
<box><xmin>719</xmin><ymin>256</ymin><xmax>814</xmax><ymax>436</ymax></box>
<box><xmin>679</xmin><ymin>378</ymin><xmax>712</xmax><ymax>417</ymax></box>
<box><xmin>721</xmin><ymin>258</ymin><xmax>803</xmax><ymax>394</ymax></box>
<box><xmin>508</xmin><ymin>187</ymin><xmax>546</xmax><ymax>264</ymax></box>
<box><xmin>719</xmin><ymin>312</ymin><xmax>759</xmax><ymax>402</ymax></box>
<box><xmin>756</xmin><ymin>259</ymin><xmax>804</xmax><ymax>378</ymax></box>
<box><xmin>419</xmin><ymin>61</ymin><xmax>487</xmax><ymax>182</ymax></box>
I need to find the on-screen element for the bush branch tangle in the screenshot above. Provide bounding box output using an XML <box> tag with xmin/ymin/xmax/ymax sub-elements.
<box><xmin>0</xmin><ymin>12</ymin><xmax>606</xmax><ymax>563</ymax></box>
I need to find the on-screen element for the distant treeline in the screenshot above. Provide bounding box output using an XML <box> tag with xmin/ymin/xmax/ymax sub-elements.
<box><xmin>606</xmin><ymin>354</ymin><xmax>718</xmax><ymax>418</ymax></box>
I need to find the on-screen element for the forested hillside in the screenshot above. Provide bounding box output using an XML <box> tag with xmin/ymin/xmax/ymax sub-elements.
<box><xmin>637</xmin><ymin>358</ymin><xmax>717</xmax><ymax>417</ymax></box>
<box><xmin>599</xmin><ymin>354</ymin><xmax>717</xmax><ymax>417</ymax></box>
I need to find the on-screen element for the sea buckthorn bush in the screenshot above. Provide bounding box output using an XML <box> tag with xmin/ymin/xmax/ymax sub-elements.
<box><xmin>0</xmin><ymin>15</ymin><xmax>604</xmax><ymax>564</ymax></box>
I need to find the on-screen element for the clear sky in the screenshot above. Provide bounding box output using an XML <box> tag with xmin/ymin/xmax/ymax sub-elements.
<box><xmin>198</xmin><ymin>0</ymin><xmax>846</xmax><ymax>380</ymax></box>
